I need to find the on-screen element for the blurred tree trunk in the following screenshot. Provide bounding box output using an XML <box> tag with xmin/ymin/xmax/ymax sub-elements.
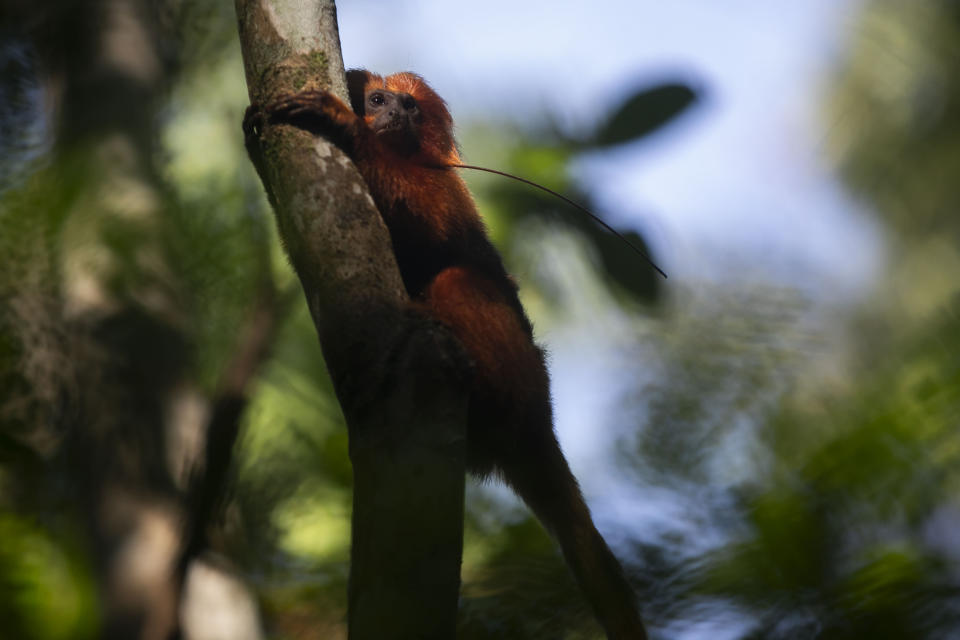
<box><xmin>234</xmin><ymin>0</ymin><xmax>470</xmax><ymax>636</ymax></box>
<box><xmin>2</xmin><ymin>0</ymin><xmax>273</xmax><ymax>638</ymax></box>
<box><xmin>38</xmin><ymin>1</ymin><xmax>191</xmax><ymax>637</ymax></box>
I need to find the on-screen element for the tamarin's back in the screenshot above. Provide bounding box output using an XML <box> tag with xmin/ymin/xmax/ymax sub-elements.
<box><xmin>251</xmin><ymin>69</ymin><xmax>647</xmax><ymax>640</ymax></box>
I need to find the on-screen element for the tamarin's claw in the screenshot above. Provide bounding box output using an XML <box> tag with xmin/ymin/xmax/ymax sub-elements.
<box><xmin>242</xmin><ymin>104</ymin><xmax>264</xmax><ymax>145</ymax></box>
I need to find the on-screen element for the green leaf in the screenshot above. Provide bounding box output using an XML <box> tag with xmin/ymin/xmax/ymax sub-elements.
<box><xmin>590</xmin><ymin>82</ymin><xmax>698</xmax><ymax>148</ymax></box>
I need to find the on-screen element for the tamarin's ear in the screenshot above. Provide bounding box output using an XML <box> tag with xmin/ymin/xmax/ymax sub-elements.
<box><xmin>346</xmin><ymin>69</ymin><xmax>377</xmax><ymax>115</ymax></box>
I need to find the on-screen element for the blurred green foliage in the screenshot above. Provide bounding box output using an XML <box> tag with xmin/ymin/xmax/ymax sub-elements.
<box><xmin>683</xmin><ymin>299</ymin><xmax>960</xmax><ymax>638</ymax></box>
<box><xmin>0</xmin><ymin>514</ymin><xmax>98</xmax><ymax>640</ymax></box>
<box><xmin>829</xmin><ymin>0</ymin><xmax>960</xmax><ymax>241</ymax></box>
<box><xmin>653</xmin><ymin>1</ymin><xmax>960</xmax><ymax>637</ymax></box>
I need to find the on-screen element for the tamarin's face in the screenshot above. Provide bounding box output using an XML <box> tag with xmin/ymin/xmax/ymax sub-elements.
<box><xmin>347</xmin><ymin>70</ymin><xmax>460</xmax><ymax>165</ymax></box>
<box><xmin>364</xmin><ymin>85</ymin><xmax>422</xmax><ymax>153</ymax></box>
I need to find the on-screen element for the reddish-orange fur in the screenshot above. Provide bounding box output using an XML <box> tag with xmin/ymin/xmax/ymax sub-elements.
<box><xmin>424</xmin><ymin>266</ymin><xmax>541</xmax><ymax>403</ymax></box>
<box><xmin>251</xmin><ymin>70</ymin><xmax>647</xmax><ymax>640</ymax></box>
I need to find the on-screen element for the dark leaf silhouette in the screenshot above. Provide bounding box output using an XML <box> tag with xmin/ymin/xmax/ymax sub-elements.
<box><xmin>591</xmin><ymin>82</ymin><xmax>698</xmax><ymax>148</ymax></box>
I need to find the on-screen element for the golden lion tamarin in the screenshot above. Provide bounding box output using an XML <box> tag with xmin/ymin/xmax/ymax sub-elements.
<box><xmin>246</xmin><ymin>70</ymin><xmax>647</xmax><ymax>640</ymax></box>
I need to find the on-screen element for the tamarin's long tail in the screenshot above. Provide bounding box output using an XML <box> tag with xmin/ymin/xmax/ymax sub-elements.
<box><xmin>500</xmin><ymin>438</ymin><xmax>648</xmax><ymax>640</ymax></box>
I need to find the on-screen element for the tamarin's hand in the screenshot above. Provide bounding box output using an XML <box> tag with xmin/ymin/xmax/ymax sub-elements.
<box><xmin>245</xmin><ymin>70</ymin><xmax>647</xmax><ymax>640</ymax></box>
<box><xmin>248</xmin><ymin>91</ymin><xmax>364</xmax><ymax>155</ymax></box>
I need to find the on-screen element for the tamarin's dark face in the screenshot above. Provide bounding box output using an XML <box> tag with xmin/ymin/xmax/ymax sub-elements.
<box><xmin>364</xmin><ymin>87</ymin><xmax>422</xmax><ymax>154</ymax></box>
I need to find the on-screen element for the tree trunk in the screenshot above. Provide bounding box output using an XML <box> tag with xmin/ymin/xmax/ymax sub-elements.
<box><xmin>234</xmin><ymin>1</ymin><xmax>470</xmax><ymax>637</ymax></box>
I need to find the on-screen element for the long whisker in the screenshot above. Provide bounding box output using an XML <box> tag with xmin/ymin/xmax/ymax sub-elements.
<box><xmin>439</xmin><ymin>163</ymin><xmax>667</xmax><ymax>279</ymax></box>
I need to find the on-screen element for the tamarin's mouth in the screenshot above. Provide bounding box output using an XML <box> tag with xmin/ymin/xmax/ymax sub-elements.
<box><xmin>374</xmin><ymin>116</ymin><xmax>414</xmax><ymax>135</ymax></box>
<box><xmin>375</xmin><ymin>120</ymin><xmax>406</xmax><ymax>134</ymax></box>
<box><xmin>376</xmin><ymin>123</ymin><xmax>420</xmax><ymax>154</ymax></box>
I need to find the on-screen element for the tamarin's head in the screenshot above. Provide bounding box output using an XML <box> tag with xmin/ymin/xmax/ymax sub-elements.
<box><xmin>347</xmin><ymin>69</ymin><xmax>460</xmax><ymax>165</ymax></box>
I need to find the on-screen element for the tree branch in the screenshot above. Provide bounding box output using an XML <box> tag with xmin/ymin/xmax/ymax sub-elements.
<box><xmin>176</xmin><ymin>279</ymin><xmax>295</xmax><ymax>584</ymax></box>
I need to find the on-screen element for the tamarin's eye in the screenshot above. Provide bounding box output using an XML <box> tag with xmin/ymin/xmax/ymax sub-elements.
<box><xmin>369</xmin><ymin>93</ymin><xmax>385</xmax><ymax>106</ymax></box>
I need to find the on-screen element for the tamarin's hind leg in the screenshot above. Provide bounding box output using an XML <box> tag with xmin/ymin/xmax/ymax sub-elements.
<box><xmin>421</xmin><ymin>266</ymin><xmax>550</xmax><ymax>474</ymax></box>
<box><xmin>422</xmin><ymin>266</ymin><xmax>646</xmax><ymax>640</ymax></box>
